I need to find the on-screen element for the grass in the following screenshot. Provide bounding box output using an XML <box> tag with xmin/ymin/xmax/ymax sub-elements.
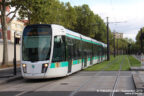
<box><xmin>121</xmin><ymin>56</ymin><xmax>130</xmax><ymax>70</ymax></box>
<box><xmin>104</xmin><ymin>56</ymin><xmax>123</xmax><ymax>71</ymax></box>
<box><xmin>84</xmin><ymin>55</ymin><xmax>141</xmax><ymax>71</ymax></box>
<box><xmin>84</xmin><ymin>56</ymin><xmax>115</xmax><ymax>71</ymax></box>
<box><xmin>128</xmin><ymin>56</ymin><xmax>141</xmax><ymax>67</ymax></box>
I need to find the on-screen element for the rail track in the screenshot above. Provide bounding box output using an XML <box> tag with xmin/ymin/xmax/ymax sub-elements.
<box><xmin>69</xmin><ymin>56</ymin><xmax>122</xmax><ymax>96</ymax></box>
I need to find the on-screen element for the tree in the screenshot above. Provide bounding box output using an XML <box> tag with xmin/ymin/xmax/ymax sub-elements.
<box><xmin>62</xmin><ymin>2</ymin><xmax>77</xmax><ymax>30</ymax></box>
<box><xmin>74</xmin><ymin>5</ymin><xmax>98</xmax><ymax>36</ymax></box>
<box><xmin>135</xmin><ymin>28</ymin><xmax>144</xmax><ymax>53</ymax></box>
<box><xmin>0</xmin><ymin>0</ymin><xmax>22</xmax><ymax>65</ymax></box>
<box><xmin>18</xmin><ymin>0</ymin><xmax>65</xmax><ymax>25</ymax></box>
<box><xmin>18</xmin><ymin>1</ymin><xmax>114</xmax><ymax>52</ymax></box>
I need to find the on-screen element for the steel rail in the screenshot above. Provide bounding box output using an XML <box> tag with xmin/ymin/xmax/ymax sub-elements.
<box><xmin>110</xmin><ymin>56</ymin><xmax>124</xmax><ymax>96</ymax></box>
<box><xmin>69</xmin><ymin>56</ymin><xmax>120</xmax><ymax>96</ymax></box>
<box><xmin>15</xmin><ymin>78</ymin><xmax>63</xmax><ymax>96</ymax></box>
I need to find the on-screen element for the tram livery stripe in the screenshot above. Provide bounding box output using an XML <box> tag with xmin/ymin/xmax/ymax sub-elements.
<box><xmin>66</xmin><ymin>33</ymin><xmax>102</xmax><ymax>46</ymax></box>
<box><xmin>50</xmin><ymin>61</ymin><xmax>68</xmax><ymax>68</ymax></box>
<box><xmin>49</xmin><ymin>56</ymin><xmax>105</xmax><ymax>68</ymax></box>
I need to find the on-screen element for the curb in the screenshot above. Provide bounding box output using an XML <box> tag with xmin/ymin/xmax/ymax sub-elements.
<box><xmin>0</xmin><ymin>67</ymin><xmax>20</xmax><ymax>71</ymax></box>
<box><xmin>0</xmin><ymin>75</ymin><xmax>23</xmax><ymax>85</ymax></box>
<box><xmin>0</xmin><ymin>67</ymin><xmax>13</xmax><ymax>71</ymax></box>
<box><xmin>132</xmin><ymin>74</ymin><xmax>144</xmax><ymax>93</ymax></box>
<box><xmin>130</xmin><ymin>67</ymin><xmax>144</xmax><ymax>71</ymax></box>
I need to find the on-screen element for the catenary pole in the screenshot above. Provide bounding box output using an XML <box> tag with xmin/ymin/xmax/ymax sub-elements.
<box><xmin>107</xmin><ymin>17</ymin><xmax>110</xmax><ymax>61</ymax></box>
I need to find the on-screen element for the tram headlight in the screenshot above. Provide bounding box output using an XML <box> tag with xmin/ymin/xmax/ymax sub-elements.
<box><xmin>22</xmin><ymin>64</ymin><xmax>27</xmax><ymax>73</ymax></box>
<box><xmin>42</xmin><ymin>63</ymin><xmax>48</xmax><ymax>73</ymax></box>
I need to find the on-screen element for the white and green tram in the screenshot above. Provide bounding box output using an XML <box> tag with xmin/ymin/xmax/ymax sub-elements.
<box><xmin>21</xmin><ymin>24</ymin><xmax>107</xmax><ymax>79</ymax></box>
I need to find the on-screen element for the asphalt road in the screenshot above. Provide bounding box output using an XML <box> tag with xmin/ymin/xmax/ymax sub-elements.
<box><xmin>0</xmin><ymin>71</ymin><xmax>138</xmax><ymax>96</ymax></box>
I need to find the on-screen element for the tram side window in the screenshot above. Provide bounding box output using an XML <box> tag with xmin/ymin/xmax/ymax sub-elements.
<box><xmin>102</xmin><ymin>47</ymin><xmax>104</xmax><ymax>56</ymax></box>
<box><xmin>73</xmin><ymin>39</ymin><xmax>77</xmax><ymax>59</ymax></box>
<box><xmin>96</xmin><ymin>45</ymin><xmax>99</xmax><ymax>56</ymax></box>
<box><xmin>105</xmin><ymin>47</ymin><xmax>107</xmax><ymax>55</ymax></box>
<box><xmin>66</xmin><ymin>37</ymin><xmax>74</xmax><ymax>60</ymax></box>
<box><xmin>97</xmin><ymin>45</ymin><xmax>100</xmax><ymax>56</ymax></box>
<box><xmin>76</xmin><ymin>40</ymin><xmax>81</xmax><ymax>58</ymax></box>
<box><xmin>52</xmin><ymin>36</ymin><xmax>66</xmax><ymax>62</ymax></box>
<box><xmin>66</xmin><ymin>37</ymin><xmax>82</xmax><ymax>60</ymax></box>
<box><xmin>82</xmin><ymin>41</ymin><xmax>86</xmax><ymax>57</ymax></box>
<box><xmin>73</xmin><ymin>39</ymin><xmax>81</xmax><ymax>59</ymax></box>
<box><xmin>94</xmin><ymin>44</ymin><xmax>98</xmax><ymax>56</ymax></box>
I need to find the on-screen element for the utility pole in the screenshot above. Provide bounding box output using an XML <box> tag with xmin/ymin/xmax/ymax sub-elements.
<box><xmin>105</xmin><ymin>18</ymin><xmax>126</xmax><ymax>59</ymax></box>
<box><xmin>107</xmin><ymin>17</ymin><xmax>110</xmax><ymax>61</ymax></box>
<box><xmin>113</xmin><ymin>32</ymin><xmax>116</xmax><ymax>57</ymax></box>
<box><xmin>107</xmin><ymin>20</ymin><xmax>126</xmax><ymax>58</ymax></box>
<box><xmin>117</xmin><ymin>39</ymin><xmax>118</xmax><ymax>55</ymax></box>
<box><xmin>140</xmin><ymin>28</ymin><xmax>143</xmax><ymax>54</ymax></box>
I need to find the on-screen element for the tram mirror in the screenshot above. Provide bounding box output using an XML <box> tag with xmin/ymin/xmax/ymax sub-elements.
<box><xmin>54</xmin><ymin>36</ymin><xmax>61</xmax><ymax>42</ymax></box>
<box><xmin>54</xmin><ymin>36</ymin><xmax>62</xmax><ymax>47</ymax></box>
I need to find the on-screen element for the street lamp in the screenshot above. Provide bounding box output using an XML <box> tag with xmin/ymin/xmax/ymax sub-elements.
<box><xmin>13</xmin><ymin>32</ymin><xmax>17</xmax><ymax>75</ymax></box>
<box><xmin>117</xmin><ymin>38</ymin><xmax>118</xmax><ymax>55</ymax></box>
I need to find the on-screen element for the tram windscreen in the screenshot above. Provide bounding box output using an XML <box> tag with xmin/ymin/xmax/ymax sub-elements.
<box><xmin>22</xmin><ymin>25</ymin><xmax>52</xmax><ymax>62</ymax></box>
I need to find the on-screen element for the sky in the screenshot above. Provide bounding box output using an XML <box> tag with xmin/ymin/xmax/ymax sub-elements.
<box><xmin>59</xmin><ymin>0</ymin><xmax>144</xmax><ymax>41</ymax></box>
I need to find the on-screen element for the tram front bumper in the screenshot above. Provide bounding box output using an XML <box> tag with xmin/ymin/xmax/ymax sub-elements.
<box><xmin>22</xmin><ymin>73</ymin><xmax>45</xmax><ymax>79</ymax></box>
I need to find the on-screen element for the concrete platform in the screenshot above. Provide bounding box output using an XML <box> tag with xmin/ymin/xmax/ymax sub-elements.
<box><xmin>132</xmin><ymin>71</ymin><xmax>144</xmax><ymax>93</ymax></box>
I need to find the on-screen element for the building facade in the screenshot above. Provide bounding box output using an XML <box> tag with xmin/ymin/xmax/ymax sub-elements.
<box><xmin>113</xmin><ymin>32</ymin><xmax>123</xmax><ymax>39</ymax></box>
<box><xmin>9</xmin><ymin>20</ymin><xmax>25</xmax><ymax>42</ymax></box>
<box><xmin>0</xmin><ymin>20</ymin><xmax>25</xmax><ymax>43</ymax></box>
<box><xmin>0</xmin><ymin>4</ymin><xmax>25</xmax><ymax>43</ymax></box>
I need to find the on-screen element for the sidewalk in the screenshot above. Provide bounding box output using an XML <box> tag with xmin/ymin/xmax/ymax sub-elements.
<box><xmin>0</xmin><ymin>67</ymin><xmax>22</xmax><ymax>84</ymax></box>
<box><xmin>131</xmin><ymin>55</ymin><xmax>144</xmax><ymax>71</ymax></box>
<box><xmin>132</xmin><ymin>55</ymin><xmax>144</xmax><ymax>92</ymax></box>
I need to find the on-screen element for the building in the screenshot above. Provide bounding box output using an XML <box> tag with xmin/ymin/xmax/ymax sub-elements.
<box><xmin>0</xmin><ymin>4</ymin><xmax>26</xmax><ymax>43</ymax></box>
<box><xmin>0</xmin><ymin>19</ymin><xmax>25</xmax><ymax>43</ymax></box>
<box><xmin>113</xmin><ymin>32</ymin><xmax>123</xmax><ymax>39</ymax></box>
<box><xmin>9</xmin><ymin>20</ymin><xmax>25</xmax><ymax>42</ymax></box>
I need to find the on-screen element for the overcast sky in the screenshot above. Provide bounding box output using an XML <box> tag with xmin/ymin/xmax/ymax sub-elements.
<box><xmin>60</xmin><ymin>0</ymin><xmax>144</xmax><ymax>41</ymax></box>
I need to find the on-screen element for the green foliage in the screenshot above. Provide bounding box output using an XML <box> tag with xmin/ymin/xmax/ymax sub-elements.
<box><xmin>135</xmin><ymin>28</ymin><xmax>144</xmax><ymax>53</ymax></box>
<box><xmin>128</xmin><ymin>56</ymin><xmax>141</xmax><ymax>67</ymax></box>
<box><xmin>74</xmin><ymin>5</ymin><xmax>95</xmax><ymax>36</ymax></box>
<box><xmin>74</xmin><ymin>5</ymin><xmax>110</xmax><ymax>43</ymax></box>
<box><xmin>17</xmin><ymin>0</ymin><xmax>136</xmax><ymax>54</ymax></box>
<box><xmin>85</xmin><ymin>55</ymin><xmax>141</xmax><ymax>71</ymax></box>
<box><xmin>85</xmin><ymin>55</ymin><xmax>132</xmax><ymax>71</ymax></box>
<box><xmin>18</xmin><ymin>0</ymin><xmax>128</xmax><ymax>53</ymax></box>
<box><xmin>19</xmin><ymin>0</ymin><xmax>62</xmax><ymax>24</ymax></box>
<box><xmin>18</xmin><ymin>1</ymin><xmax>109</xmax><ymax>43</ymax></box>
<box><xmin>84</xmin><ymin>56</ymin><xmax>115</xmax><ymax>71</ymax></box>
<box><xmin>136</xmin><ymin>28</ymin><xmax>144</xmax><ymax>43</ymax></box>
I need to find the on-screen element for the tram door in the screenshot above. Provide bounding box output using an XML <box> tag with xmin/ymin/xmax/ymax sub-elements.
<box><xmin>90</xmin><ymin>55</ymin><xmax>93</xmax><ymax>65</ymax></box>
<box><xmin>84</xmin><ymin>52</ymin><xmax>87</xmax><ymax>67</ymax></box>
<box><xmin>81</xmin><ymin>51</ymin><xmax>84</xmax><ymax>69</ymax></box>
<box><xmin>68</xmin><ymin>45</ymin><xmax>73</xmax><ymax>73</ymax></box>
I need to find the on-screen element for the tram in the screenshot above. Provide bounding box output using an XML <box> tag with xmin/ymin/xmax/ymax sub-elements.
<box><xmin>21</xmin><ymin>24</ymin><xmax>107</xmax><ymax>79</ymax></box>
